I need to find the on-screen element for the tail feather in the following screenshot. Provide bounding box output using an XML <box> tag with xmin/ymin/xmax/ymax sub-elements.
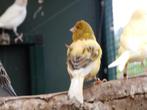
<box><xmin>108</xmin><ymin>51</ymin><xmax>130</xmax><ymax>72</ymax></box>
<box><xmin>68</xmin><ymin>77</ymin><xmax>84</xmax><ymax>103</ymax></box>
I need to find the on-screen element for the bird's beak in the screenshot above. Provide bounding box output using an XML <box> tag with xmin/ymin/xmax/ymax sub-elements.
<box><xmin>65</xmin><ymin>44</ymin><xmax>70</xmax><ymax>48</ymax></box>
<box><xmin>70</xmin><ymin>27</ymin><xmax>75</xmax><ymax>32</ymax></box>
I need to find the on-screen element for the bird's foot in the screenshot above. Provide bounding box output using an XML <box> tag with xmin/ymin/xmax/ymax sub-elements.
<box><xmin>94</xmin><ymin>78</ymin><xmax>107</xmax><ymax>85</ymax></box>
<box><xmin>14</xmin><ymin>33</ymin><xmax>23</xmax><ymax>43</ymax></box>
<box><xmin>123</xmin><ymin>73</ymin><xmax>128</xmax><ymax>80</ymax></box>
<box><xmin>94</xmin><ymin>78</ymin><xmax>102</xmax><ymax>85</ymax></box>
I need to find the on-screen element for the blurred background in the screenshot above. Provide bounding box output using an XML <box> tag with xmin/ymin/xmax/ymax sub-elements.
<box><xmin>112</xmin><ymin>0</ymin><xmax>147</xmax><ymax>78</ymax></box>
<box><xmin>1</xmin><ymin>0</ymin><xmax>142</xmax><ymax>96</ymax></box>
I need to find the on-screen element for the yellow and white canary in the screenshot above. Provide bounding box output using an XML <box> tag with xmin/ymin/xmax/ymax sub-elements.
<box><xmin>108</xmin><ymin>9</ymin><xmax>147</xmax><ymax>78</ymax></box>
<box><xmin>66</xmin><ymin>20</ymin><xmax>102</xmax><ymax>103</ymax></box>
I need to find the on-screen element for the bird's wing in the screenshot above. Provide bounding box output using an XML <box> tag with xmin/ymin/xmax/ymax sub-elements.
<box><xmin>0</xmin><ymin>62</ymin><xmax>16</xmax><ymax>96</ymax></box>
<box><xmin>68</xmin><ymin>42</ymin><xmax>100</xmax><ymax>71</ymax></box>
<box><xmin>68</xmin><ymin>55</ymin><xmax>92</xmax><ymax>70</ymax></box>
<box><xmin>0</xmin><ymin>4</ymin><xmax>24</xmax><ymax>26</ymax></box>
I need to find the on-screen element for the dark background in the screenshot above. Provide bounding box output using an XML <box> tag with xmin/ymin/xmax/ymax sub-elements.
<box><xmin>0</xmin><ymin>0</ymin><xmax>115</xmax><ymax>95</ymax></box>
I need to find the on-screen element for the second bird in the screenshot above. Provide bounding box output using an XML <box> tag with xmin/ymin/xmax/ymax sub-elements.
<box><xmin>108</xmin><ymin>9</ymin><xmax>147</xmax><ymax>78</ymax></box>
<box><xmin>66</xmin><ymin>20</ymin><xmax>102</xmax><ymax>103</ymax></box>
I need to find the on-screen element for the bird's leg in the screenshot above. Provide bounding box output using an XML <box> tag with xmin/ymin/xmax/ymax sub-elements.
<box><xmin>13</xmin><ymin>28</ymin><xmax>23</xmax><ymax>43</ymax></box>
<box><xmin>123</xmin><ymin>63</ymin><xmax>128</xmax><ymax>79</ymax></box>
<box><xmin>141</xmin><ymin>61</ymin><xmax>147</xmax><ymax>74</ymax></box>
<box><xmin>94</xmin><ymin>77</ymin><xmax>104</xmax><ymax>85</ymax></box>
<box><xmin>123</xmin><ymin>73</ymin><xmax>127</xmax><ymax>80</ymax></box>
<box><xmin>141</xmin><ymin>61</ymin><xmax>144</xmax><ymax>67</ymax></box>
<box><xmin>13</xmin><ymin>27</ymin><xmax>19</xmax><ymax>36</ymax></box>
<box><xmin>94</xmin><ymin>74</ymin><xmax>107</xmax><ymax>85</ymax></box>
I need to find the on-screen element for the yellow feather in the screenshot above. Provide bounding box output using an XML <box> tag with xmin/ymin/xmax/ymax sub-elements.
<box><xmin>67</xmin><ymin>20</ymin><xmax>102</xmax><ymax>103</ymax></box>
<box><xmin>70</xmin><ymin>20</ymin><xmax>96</xmax><ymax>42</ymax></box>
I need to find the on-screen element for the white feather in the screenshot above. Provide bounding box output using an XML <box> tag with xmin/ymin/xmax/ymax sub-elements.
<box><xmin>68</xmin><ymin>76</ymin><xmax>84</xmax><ymax>103</ymax></box>
<box><xmin>0</xmin><ymin>1</ymin><xmax>27</xmax><ymax>31</ymax></box>
<box><xmin>108</xmin><ymin>51</ymin><xmax>130</xmax><ymax>72</ymax></box>
<box><xmin>67</xmin><ymin>59</ymin><xmax>98</xmax><ymax>103</ymax></box>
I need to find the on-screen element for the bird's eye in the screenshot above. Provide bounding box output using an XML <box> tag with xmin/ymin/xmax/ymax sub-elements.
<box><xmin>76</xmin><ymin>25</ymin><xmax>80</xmax><ymax>29</ymax></box>
<box><xmin>76</xmin><ymin>23</ymin><xmax>82</xmax><ymax>29</ymax></box>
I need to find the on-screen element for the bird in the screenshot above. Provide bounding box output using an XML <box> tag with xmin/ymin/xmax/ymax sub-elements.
<box><xmin>108</xmin><ymin>9</ymin><xmax>147</xmax><ymax>79</ymax></box>
<box><xmin>0</xmin><ymin>0</ymin><xmax>28</xmax><ymax>43</ymax></box>
<box><xmin>66</xmin><ymin>20</ymin><xmax>102</xmax><ymax>103</ymax></box>
<box><xmin>0</xmin><ymin>61</ymin><xmax>17</xmax><ymax>96</ymax></box>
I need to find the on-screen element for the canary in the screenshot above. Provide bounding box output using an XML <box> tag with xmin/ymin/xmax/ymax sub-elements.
<box><xmin>66</xmin><ymin>20</ymin><xmax>102</xmax><ymax>103</ymax></box>
<box><xmin>108</xmin><ymin>9</ymin><xmax>147</xmax><ymax>78</ymax></box>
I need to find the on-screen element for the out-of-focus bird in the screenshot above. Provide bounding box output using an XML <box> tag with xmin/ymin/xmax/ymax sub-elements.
<box><xmin>108</xmin><ymin>9</ymin><xmax>147</xmax><ymax>78</ymax></box>
<box><xmin>0</xmin><ymin>0</ymin><xmax>28</xmax><ymax>43</ymax></box>
<box><xmin>0</xmin><ymin>61</ymin><xmax>16</xmax><ymax>96</ymax></box>
<box><xmin>66</xmin><ymin>20</ymin><xmax>102</xmax><ymax>103</ymax></box>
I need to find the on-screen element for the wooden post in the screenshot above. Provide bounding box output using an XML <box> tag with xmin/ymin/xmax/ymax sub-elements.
<box><xmin>0</xmin><ymin>75</ymin><xmax>147</xmax><ymax>110</ymax></box>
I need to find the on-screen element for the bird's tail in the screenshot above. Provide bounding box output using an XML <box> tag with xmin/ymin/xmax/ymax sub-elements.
<box><xmin>108</xmin><ymin>51</ymin><xmax>130</xmax><ymax>72</ymax></box>
<box><xmin>68</xmin><ymin>76</ymin><xmax>84</xmax><ymax>103</ymax></box>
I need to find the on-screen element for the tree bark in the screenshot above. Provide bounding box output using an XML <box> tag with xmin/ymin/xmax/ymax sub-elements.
<box><xmin>0</xmin><ymin>75</ymin><xmax>147</xmax><ymax>110</ymax></box>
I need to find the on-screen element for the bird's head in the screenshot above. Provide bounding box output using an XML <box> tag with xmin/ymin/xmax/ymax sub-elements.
<box><xmin>70</xmin><ymin>20</ymin><xmax>95</xmax><ymax>42</ymax></box>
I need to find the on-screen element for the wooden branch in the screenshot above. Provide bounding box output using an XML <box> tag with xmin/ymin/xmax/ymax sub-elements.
<box><xmin>0</xmin><ymin>75</ymin><xmax>147</xmax><ymax>110</ymax></box>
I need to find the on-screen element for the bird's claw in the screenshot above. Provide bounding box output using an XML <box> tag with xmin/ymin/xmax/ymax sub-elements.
<box><xmin>14</xmin><ymin>33</ymin><xmax>23</xmax><ymax>43</ymax></box>
<box><xmin>95</xmin><ymin>78</ymin><xmax>107</xmax><ymax>85</ymax></box>
<box><xmin>94</xmin><ymin>78</ymin><xmax>102</xmax><ymax>85</ymax></box>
